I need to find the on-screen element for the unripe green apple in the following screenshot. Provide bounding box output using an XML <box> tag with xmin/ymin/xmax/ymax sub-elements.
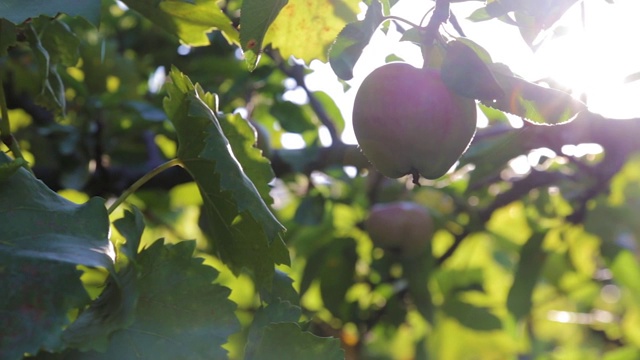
<box><xmin>353</xmin><ymin>63</ymin><xmax>477</xmax><ymax>180</ymax></box>
<box><xmin>365</xmin><ymin>201</ymin><xmax>433</xmax><ymax>257</ymax></box>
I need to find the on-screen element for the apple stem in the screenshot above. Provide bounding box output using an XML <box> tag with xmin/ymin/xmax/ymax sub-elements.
<box><xmin>411</xmin><ymin>169</ymin><xmax>421</xmax><ymax>186</ymax></box>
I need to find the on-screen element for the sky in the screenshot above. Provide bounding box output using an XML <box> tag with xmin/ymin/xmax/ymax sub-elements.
<box><xmin>289</xmin><ymin>0</ymin><xmax>640</xmax><ymax>147</ymax></box>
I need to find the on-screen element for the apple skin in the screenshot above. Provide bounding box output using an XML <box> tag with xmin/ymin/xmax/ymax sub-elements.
<box><xmin>353</xmin><ymin>63</ymin><xmax>477</xmax><ymax>180</ymax></box>
<box><xmin>365</xmin><ymin>201</ymin><xmax>434</xmax><ymax>257</ymax></box>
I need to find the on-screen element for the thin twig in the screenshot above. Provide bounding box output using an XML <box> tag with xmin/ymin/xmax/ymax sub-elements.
<box><xmin>267</xmin><ymin>49</ymin><xmax>343</xmax><ymax>146</ymax></box>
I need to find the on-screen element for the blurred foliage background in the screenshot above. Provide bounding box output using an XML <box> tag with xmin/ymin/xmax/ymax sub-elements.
<box><xmin>3</xmin><ymin>0</ymin><xmax>640</xmax><ymax>359</ymax></box>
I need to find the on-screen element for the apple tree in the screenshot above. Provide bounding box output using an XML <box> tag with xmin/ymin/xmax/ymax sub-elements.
<box><xmin>2</xmin><ymin>0</ymin><xmax>640</xmax><ymax>359</ymax></box>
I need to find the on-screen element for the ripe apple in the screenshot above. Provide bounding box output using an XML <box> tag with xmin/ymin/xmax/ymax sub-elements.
<box><xmin>353</xmin><ymin>63</ymin><xmax>477</xmax><ymax>181</ymax></box>
<box><xmin>365</xmin><ymin>201</ymin><xmax>434</xmax><ymax>257</ymax></box>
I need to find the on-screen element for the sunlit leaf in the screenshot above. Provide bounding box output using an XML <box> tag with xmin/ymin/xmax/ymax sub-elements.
<box><xmin>240</xmin><ymin>0</ymin><xmax>288</xmax><ymax>70</ymax></box>
<box><xmin>61</xmin><ymin>209</ymin><xmax>145</xmax><ymax>352</ymax></box>
<box><xmin>441</xmin><ymin>299</ymin><xmax>501</xmax><ymax>331</ymax></box>
<box><xmin>313</xmin><ymin>91</ymin><xmax>345</xmax><ymax>134</ymax></box>
<box><xmin>64</xmin><ymin>241</ymin><xmax>240</xmax><ymax>359</ymax></box>
<box><xmin>506</xmin><ymin>231</ymin><xmax>546</xmax><ymax>320</ymax></box>
<box><xmin>219</xmin><ymin>113</ymin><xmax>276</xmax><ymax>203</ymax></box>
<box><xmin>122</xmin><ymin>0</ymin><xmax>239</xmax><ymax>46</ymax></box>
<box><xmin>163</xmin><ymin>68</ymin><xmax>287</xmax><ymax>287</ymax></box>
<box><xmin>264</xmin><ymin>0</ymin><xmax>359</xmax><ymax>64</ymax></box>
<box><xmin>328</xmin><ymin>0</ymin><xmax>384</xmax><ymax>80</ymax></box>
<box><xmin>487</xmin><ymin>71</ymin><xmax>587</xmax><ymax>125</ymax></box>
<box><xmin>0</xmin><ymin>152</ymin><xmax>113</xmax><ymax>359</ymax></box>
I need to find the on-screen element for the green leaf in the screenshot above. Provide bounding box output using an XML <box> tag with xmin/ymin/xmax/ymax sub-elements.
<box><xmin>441</xmin><ymin>39</ymin><xmax>504</xmax><ymax>102</ymax></box>
<box><xmin>259</xmin><ymin>269</ymin><xmax>300</xmax><ymax>306</ymax></box>
<box><xmin>328</xmin><ymin>0</ymin><xmax>384</xmax><ymax>80</ymax></box>
<box><xmin>294</xmin><ymin>193</ymin><xmax>326</xmax><ymax>226</ymax></box>
<box><xmin>245</xmin><ymin>300</ymin><xmax>302</xmax><ymax>360</ymax></box>
<box><xmin>122</xmin><ymin>0</ymin><xmax>239</xmax><ymax>46</ymax></box>
<box><xmin>486</xmin><ymin>71</ymin><xmax>587</xmax><ymax>125</ymax></box>
<box><xmin>506</xmin><ymin>231</ymin><xmax>546</xmax><ymax>320</ymax></box>
<box><xmin>319</xmin><ymin>238</ymin><xmax>357</xmax><ymax>318</ymax></box>
<box><xmin>0</xmin><ymin>157</ymin><xmax>27</xmax><ymax>182</ymax></box>
<box><xmin>112</xmin><ymin>208</ymin><xmax>145</xmax><ymax>262</ymax></box>
<box><xmin>219</xmin><ymin>113</ymin><xmax>276</xmax><ymax>204</ymax></box>
<box><xmin>24</xmin><ymin>23</ymin><xmax>66</xmax><ymax>113</ymax></box>
<box><xmin>0</xmin><ymin>152</ymin><xmax>113</xmax><ymax>359</ymax></box>
<box><xmin>312</xmin><ymin>91</ymin><xmax>345</xmax><ymax>134</ymax></box>
<box><xmin>250</xmin><ymin>323</ymin><xmax>344</xmax><ymax>360</ymax></box>
<box><xmin>35</xmin><ymin>17</ymin><xmax>80</xmax><ymax>66</ymax></box>
<box><xmin>64</xmin><ymin>241</ymin><xmax>240</xmax><ymax>359</ymax></box>
<box><xmin>264</xmin><ymin>0</ymin><xmax>359</xmax><ymax>64</ymax></box>
<box><xmin>0</xmin><ymin>0</ymin><xmax>101</xmax><ymax>26</ymax></box>
<box><xmin>441</xmin><ymin>299</ymin><xmax>502</xmax><ymax>331</ymax></box>
<box><xmin>239</xmin><ymin>0</ymin><xmax>288</xmax><ymax>70</ymax></box>
<box><xmin>163</xmin><ymin>68</ymin><xmax>287</xmax><ymax>287</ymax></box>
<box><xmin>270</xmin><ymin>100</ymin><xmax>316</xmax><ymax>134</ymax></box>
<box><xmin>61</xmin><ymin>209</ymin><xmax>145</xmax><ymax>352</ymax></box>
<box><xmin>0</xmin><ymin>19</ymin><xmax>17</xmax><ymax>56</ymax></box>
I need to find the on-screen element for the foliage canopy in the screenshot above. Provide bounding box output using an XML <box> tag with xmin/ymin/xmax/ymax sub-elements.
<box><xmin>2</xmin><ymin>0</ymin><xmax>640</xmax><ymax>359</ymax></box>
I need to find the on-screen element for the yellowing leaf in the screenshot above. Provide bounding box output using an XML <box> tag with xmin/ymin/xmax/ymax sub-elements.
<box><xmin>264</xmin><ymin>0</ymin><xmax>359</xmax><ymax>63</ymax></box>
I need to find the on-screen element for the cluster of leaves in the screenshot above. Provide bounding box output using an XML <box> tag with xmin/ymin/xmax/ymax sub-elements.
<box><xmin>2</xmin><ymin>0</ymin><xmax>640</xmax><ymax>359</ymax></box>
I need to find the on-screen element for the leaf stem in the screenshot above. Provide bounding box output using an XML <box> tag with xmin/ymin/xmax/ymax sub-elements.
<box><xmin>0</xmin><ymin>76</ymin><xmax>32</xmax><ymax>173</ymax></box>
<box><xmin>107</xmin><ymin>158</ymin><xmax>182</xmax><ymax>215</ymax></box>
<box><xmin>383</xmin><ymin>15</ymin><xmax>423</xmax><ymax>30</ymax></box>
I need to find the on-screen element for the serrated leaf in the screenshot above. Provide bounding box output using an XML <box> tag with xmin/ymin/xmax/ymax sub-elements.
<box><xmin>239</xmin><ymin>0</ymin><xmax>288</xmax><ymax>70</ymax></box>
<box><xmin>219</xmin><ymin>113</ymin><xmax>276</xmax><ymax>204</ymax></box>
<box><xmin>62</xmin><ymin>266</ymin><xmax>138</xmax><ymax>352</ymax></box>
<box><xmin>264</xmin><ymin>0</ymin><xmax>359</xmax><ymax>64</ymax></box>
<box><xmin>259</xmin><ymin>269</ymin><xmax>300</xmax><ymax>306</ymax></box>
<box><xmin>122</xmin><ymin>0</ymin><xmax>239</xmax><ymax>46</ymax></box>
<box><xmin>441</xmin><ymin>299</ymin><xmax>502</xmax><ymax>331</ymax></box>
<box><xmin>63</xmin><ymin>207</ymin><xmax>144</xmax><ymax>351</ymax></box>
<box><xmin>328</xmin><ymin>0</ymin><xmax>384</xmax><ymax>80</ymax></box>
<box><xmin>112</xmin><ymin>208</ymin><xmax>145</xmax><ymax>263</ymax></box>
<box><xmin>245</xmin><ymin>300</ymin><xmax>302</xmax><ymax>360</ymax></box>
<box><xmin>163</xmin><ymin>68</ymin><xmax>287</xmax><ymax>287</ymax></box>
<box><xmin>506</xmin><ymin>232</ymin><xmax>546</xmax><ymax>320</ymax></box>
<box><xmin>61</xmin><ymin>209</ymin><xmax>145</xmax><ymax>352</ymax></box>
<box><xmin>0</xmin><ymin>152</ymin><xmax>113</xmax><ymax>359</ymax></box>
<box><xmin>63</xmin><ymin>241</ymin><xmax>240</xmax><ymax>360</ymax></box>
<box><xmin>251</xmin><ymin>323</ymin><xmax>344</xmax><ymax>360</ymax></box>
<box><xmin>0</xmin><ymin>0</ymin><xmax>101</xmax><ymax>26</ymax></box>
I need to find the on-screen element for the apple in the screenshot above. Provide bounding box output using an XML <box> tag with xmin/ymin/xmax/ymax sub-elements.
<box><xmin>365</xmin><ymin>201</ymin><xmax>434</xmax><ymax>257</ymax></box>
<box><xmin>352</xmin><ymin>63</ymin><xmax>477</xmax><ymax>181</ymax></box>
